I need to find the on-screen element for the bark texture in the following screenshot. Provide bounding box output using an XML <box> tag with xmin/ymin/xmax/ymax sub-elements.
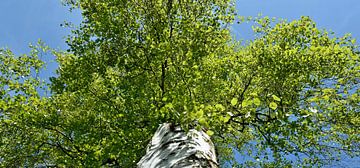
<box><xmin>137</xmin><ymin>123</ymin><xmax>218</xmax><ymax>168</ymax></box>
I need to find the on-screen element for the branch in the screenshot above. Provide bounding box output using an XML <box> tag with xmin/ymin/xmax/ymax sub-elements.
<box><xmin>160</xmin><ymin>59</ymin><xmax>168</xmax><ymax>97</ymax></box>
<box><xmin>45</xmin><ymin>142</ymin><xmax>77</xmax><ymax>160</ymax></box>
<box><xmin>255</xmin><ymin>112</ymin><xmax>276</xmax><ymax>123</ymax></box>
<box><xmin>44</xmin><ymin>126</ymin><xmax>84</xmax><ymax>154</ymax></box>
<box><xmin>254</xmin><ymin>124</ymin><xmax>272</xmax><ymax>145</ymax></box>
<box><xmin>239</xmin><ymin>75</ymin><xmax>254</xmax><ymax>104</ymax></box>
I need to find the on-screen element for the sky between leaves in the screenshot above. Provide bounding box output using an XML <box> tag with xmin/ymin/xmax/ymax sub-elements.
<box><xmin>0</xmin><ymin>0</ymin><xmax>359</xmax><ymax>167</ymax></box>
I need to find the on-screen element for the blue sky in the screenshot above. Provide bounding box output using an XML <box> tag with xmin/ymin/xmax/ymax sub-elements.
<box><xmin>0</xmin><ymin>0</ymin><xmax>81</xmax><ymax>81</ymax></box>
<box><xmin>233</xmin><ymin>0</ymin><xmax>360</xmax><ymax>42</ymax></box>
<box><xmin>1</xmin><ymin>0</ymin><xmax>360</xmax><ymax>79</ymax></box>
<box><xmin>0</xmin><ymin>0</ymin><xmax>81</xmax><ymax>53</ymax></box>
<box><xmin>0</xmin><ymin>0</ymin><xmax>359</xmax><ymax>167</ymax></box>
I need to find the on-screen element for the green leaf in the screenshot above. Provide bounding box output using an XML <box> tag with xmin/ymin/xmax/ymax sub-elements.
<box><xmin>242</xmin><ymin>99</ymin><xmax>252</xmax><ymax>107</ymax></box>
<box><xmin>165</xmin><ymin>103</ymin><xmax>174</xmax><ymax>108</ymax></box>
<box><xmin>199</xmin><ymin>118</ymin><xmax>206</xmax><ymax>125</ymax></box>
<box><xmin>250</xmin><ymin>92</ymin><xmax>258</xmax><ymax>97</ymax></box>
<box><xmin>215</xmin><ymin>104</ymin><xmax>225</xmax><ymax>111</ymax></box>
<box><xmin>269</xmin><ymin>102</ymin><xmax>278</xmax><ymax>110</ymax></box>
<box><xmin>206</xmin><ymin>130</ymin><xmax>214</xmax><ymax>136</ymax></box>
<box><xmin>196</xmin><ymin>109</ymin><xmax>204</xmax><ymax>118</ymax></box>
<box><xmin>231</xmin><ymin>98</ymin><xmax>238</xmax><ymax>106</ymax></box>
<box><xmin>253</xmin><ymin>98</ymin><xmax>261</xmax><ymax>106</ymax></box>
<box><xmin>224</xmin><ymin>113</ymin><xmax>231</xmax><ymax>123</ymax></box>
<box><xmin>272</xmin><ymin>95</ymin><xmax>281</xmax><ymax>101</ymax></box>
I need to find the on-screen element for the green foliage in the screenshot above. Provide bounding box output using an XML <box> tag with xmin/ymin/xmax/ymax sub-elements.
<box><xmin>0</xmin><ymin>1</ymin><xmax>359</xmax><ymax>167</ymax></box>
<box><xmin>222</xmin><ymin>16</ymin><xmax>360</xmax><ymax>167</ymax></box>
<box><xmin>0</xmin><ymin>43</ymin><xmax>49</xmax><ymax>167</ymax></box>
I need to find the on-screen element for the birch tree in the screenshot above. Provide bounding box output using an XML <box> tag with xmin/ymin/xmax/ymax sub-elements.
<box><xmin>0</xmin><ymin>0</ymin><xmax>359</xmax><ymax>167</ymax></box>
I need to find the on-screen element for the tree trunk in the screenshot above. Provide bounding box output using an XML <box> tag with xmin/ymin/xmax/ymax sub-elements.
<box><xmin>137</xmin><ymin>123</ymin><xmax>218</xmax><ymax>168</ymax></box>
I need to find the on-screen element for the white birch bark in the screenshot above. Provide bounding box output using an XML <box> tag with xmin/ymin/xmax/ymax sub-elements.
<box><xmin>137</xmin><ymin>123</ymin><xmax>218</xmax><ymax>168</ymax></box>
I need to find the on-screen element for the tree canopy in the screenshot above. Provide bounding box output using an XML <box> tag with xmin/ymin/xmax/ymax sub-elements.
<box><xmin>1</xmin><ymin>0</ymin><xmax>359</xmax><ymax>167</ymax></box>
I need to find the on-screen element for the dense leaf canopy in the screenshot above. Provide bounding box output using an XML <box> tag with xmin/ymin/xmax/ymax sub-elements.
<box><xmin>1</xmin><ymin>0</ymin><xmax>359</xmax><ymax>167</ymax></box>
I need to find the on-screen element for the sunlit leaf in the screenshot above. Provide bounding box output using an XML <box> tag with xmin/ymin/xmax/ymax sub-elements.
<box><xmin>231</xmin><ymin>98</ymin><xmax>238</xmax><ymax>106</ymax></box>
<box><xmin>269</xmin><ymin>102</ymin><xmax>278</xmax><ymax>110</ymax></box>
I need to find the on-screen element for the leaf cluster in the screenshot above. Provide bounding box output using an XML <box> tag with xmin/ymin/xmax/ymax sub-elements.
<box><xmin>0</xmin><ymin>1</ymin><xmax>359</xmax><ymax>167</ymax></box>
